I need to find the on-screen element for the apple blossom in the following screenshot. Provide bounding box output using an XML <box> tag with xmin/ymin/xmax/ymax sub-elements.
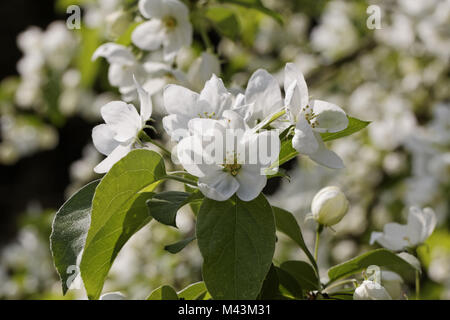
<box><xmin>176</xmin><ymin>110</ymin><xmax>280</xmax><ymax>201</ymax></box>
<box><xmin>243</xmin><ymin>68</ymin><xmax>283</xmax><ymax>127</ymax></box>
<box><xmin>284</xmin><ymin>63</ymin><xmax>348</xmax><ymax>169</ymax></box>
<box><xmin>132</xmin><ymin>0</ymin><xmax>193</xmax><ymax>61</ymax></box>
<box><xmin>162</xmin><ymin>74</ymin><xmax>235</xmax><ymax>141</ymax></box>
<box><xmin>92</xmin><ymin>78</ymin><xmax>152</xmax><ymax>173</ymax></box>
<box><xmin>353</xmin><ymin>280</ymin><xmax>392</xmax><ymax>300</ymax></box>
<box><xmin>92</xmin><ymin>43</ymin><xmax>148</xmax><ymax>100</ymax></box>
<box><xmin>370</xmin><ymin>207</ymin><xmax>437</xmax><ymax>251</ymax></box>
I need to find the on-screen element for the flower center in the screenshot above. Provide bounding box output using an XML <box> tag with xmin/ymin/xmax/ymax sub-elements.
<box><xmin>222</xmin><ymin>152</ymin><xmax>242</xmax><ymax>176</ymax></box>
<box><xmin>223</xmin><ymin>163</ymin><xmax>242</xmax><ymax>176</ymax></box>
<box><xmin>197</xmin><ymin>111</ymin><xmax>217</xmax><ymax>119</ymax></box>
<box><xmin>302</xmin><ymin>105</ymin><xmax>319</xmax><ymax>128</ymax></box>
<box><xmin>163</xmin><ymin>16</ymin><xmax>177</xmax><ymax>30</ymax></box>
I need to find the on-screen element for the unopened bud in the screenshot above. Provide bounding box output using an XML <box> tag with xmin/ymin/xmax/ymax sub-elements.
<box><xmin>311</xmin><ymin>186</ymin><xmax>349</xmax><ymax>226</ymax></box>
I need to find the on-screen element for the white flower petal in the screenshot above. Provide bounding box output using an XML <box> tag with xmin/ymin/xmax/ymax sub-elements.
<box><xmin>94</xmin><ymin>144</ymin><xmax>132</xmax><ymax>174</ymax></box>
<box><xmin>162</xmin><ymin>25</ymin><xmax>192</xmax><ymax>61</ymax></box>
<box><xmin>138</xmin><ymin>0</ymin><xmax>166</xmax><ymax>18</ymax></box>
<box><xmin>92</xmin><ymin>124</ymin><xmax>120</xmax><ymax>156</ymax></box>
<box><xmin>133</xmin><ymin>76</ymin><xmax>152</xmax><ymax>121</ymax></box>
<box><xmin>353</xmin><ymin>280</ymin><xmax>392</xmax><ymax>300</ymax></box>
<box><xmin>198</xmin><ymin>74</ymin><xmax>232</xmax><ymax>115</ymax></box>
<box><xmin>188</xmin><ymin>118</ymin><xmax>224</xmax><ymax>137</ymax></box>
<box><xmin>101</xmin><ymin>101</ymin><xmax>142</xmax><ymax>143</ymax></box>
<box><xmin>163</xmin><ymin>84</ymin><xmax>199</xmax><ymax>116</ymax></box>
<box><xmin>108</xmin><ymin>64</ymin><xmax>134</xmax><ymax>88</ymax></box>
<box><xmin>143</xmin><ymin>77</ymin><xmax>168</xmax><ymax>96</ymax></box>
<box><xmin>232</xmin><ymin>93</ymin><xmax>246</xmax><ymax>109</ymax></box>
<box><xmin>92</xmin><ymin>43</ymin><xmax>135</xmax><ymax>65</ymax></box>
<box><xmin>162</xmin><ymin>114</ymin><xmax>190</xmax><ymax>141</ymax></box>
<box><xmin>177</xmin><ymin>135</ymin><xmax>221</xmax><ymax>177</ymax></box>
<box><xmin>240</xmin><ymin>130</ymin><xmax>280</xmax><ymax>168</ymax></box>
<box><xmin>198</xmin><ymin>171</ymin><xmax>240</xmax><ymax>201</ymax></box>
<box><xmin>165</xmin><ymin>0</ymin><xmax>189</xmax><ymax>20</ymax></box>
<box><xmin>407</xmin><ymin>206</ymin><xmax>437</xmax><ymax>244</ymax></box>
<box><xmin>245</xmin><ymin>69</ymin><xmax>282</xmax><ymax>123</ymax></box>
<box><xmin>311</xmin><ymin>100</ymin><xmax>348</xmax><ymax>133</ymax></box>
<box><xmin>372</xmin><ymin>222</ymin><xmax>409</xmax><ymax>251</ymax></box>
<box><xmin>132</xmin><ymin>20</ymin><xmax>165</xmax><ymax>51</ymax></box>
<box><xmin>222</xmin><ymin>110</ymin><xmax>247</xmax><ymax>131</ymax></box>
<box><xmin>235</xmin><ymin>165</ymin><xmax>267</xmax><ymax>201</ymax></box>
<box><xmin>284</xmin><ymin>63</ymin><xmax>309</xmax><ymax>119</ymax></box>
<box><xmin>422</xmin><ymin>207</ymin><xmax>437</xmax><ymax>240</ymax></box>
<box><xmin>308</xmin><ymin>134</ymin><xmax>344</xmax><ymax>169</ymax></box>
<box><xmin>292</xmin><ymin>117</ymin><xmax>319</xmax><ymax>155</ymax></box>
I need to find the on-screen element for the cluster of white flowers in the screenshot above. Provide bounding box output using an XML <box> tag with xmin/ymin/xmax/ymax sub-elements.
<box><xmin>92</xmin><ymin>59</ymin><xmax>350</xmax><ymax>201</ymax></box>
<box><xmin>2</xmin><ymin>0</ymin><xmax>449</xmax><ymax>301</ymax></box>
<box><xmin>15</xmin><ymin>22</ymin><xmax>78</xmax><ymax>109</ymax></box>
<box><xmin>92</xmin><ymin>0</ymin><xmax>219</xmax><ymax>114</ymax></box>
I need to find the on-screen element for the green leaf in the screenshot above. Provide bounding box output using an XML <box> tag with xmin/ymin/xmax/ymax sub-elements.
<box><xmin>147</xmin><ymin>191</ymin><xmax>201</xmax><ymax>228</ymax></box>
<box><xmin>185</xmin><ymin>185</ymin><xmax>203</xmax><ymax>216</ymax></box>
<box><xmin>206</xmin><ymin>6</ymin><xmax>241</xmax><ymax>40</ymax></box>
<box><xmin>219</xmin><ymin>0</ymin><xmax>283</xmax><ymax>24</ymax></box>
<box><xmin>178</xmin><ymin>282</ymin><xmax>208</xmax><ymax>300</ymax></box>
<box><xmin>321</xmin><ymin>116</ymin><xmax>370</xmax><ymax>142</ymax></box>
<box><xmin>80</xmin><ymin>150</ymin><xmax>166</xmax><ymax>300</ymax></box>
<box><xmin>274</xmin><ymin>266</ymin><xmax>303</xmax><ymax>299</ymax></box>
<box><xmin>50</xmin><ymin>179</ymin><xmax>100</xmax><ymax>295</ymax></box>
<box><xmin>272</xmin><ymin>138</ymin><xmax>299</xmax><ymax>168</ymax></box>
<box><xmin>197</xmin><ymin>194</ymin><xmax>276</xmax><ymax>299</ymax></box>
<box><xmin>327</xmin><ymin>248</ymin><xmax>417</xmax><ymax>285</ymax></box>
<box><xmin>265</xmin><ymin>167</ymin><xmax>291</xmax><ymax>181</ymax></box>
<box><xmin>164</xmin><ymin>236</ymin><xmax>196</xmax><ymax>254</ymax></box>
<box><xmin>147</xmin><ymin>285</ymin><xmax>179</xmax><ymax>300</ymax></box>
<box><xmin>273</xmin><ymin>207</ymin><xmax>318</xmax><ymax>272</ymax></box>
<box><xmin>280</xmin><ymin>261</ymin><xmax>320</xmax><ymax>291</ymax></box>
<box><xmin>258</xmin><ymin>264</ymin><xmax>283</xmax><ymax>300</ymax></box>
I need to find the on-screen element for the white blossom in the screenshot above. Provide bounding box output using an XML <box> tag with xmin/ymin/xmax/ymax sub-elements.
<box><xmin>132</xmin><ymin>0</ymin><xmax>192</xmax><ymax>61</ymax></box>
<box><xmin>162</xmin><ymin>74</ymin><xmax>235</xmax><ymax>141</ymax></box>
<box><xmin>353</xmin><ymin>280</ymin><xmax>392</xmax><ymax>300</ymax></box>
<box><xmin>92</xmin><ymin>78</ymin><xmax>152</xmax><ymax>173</ymax></box>
<box><xmin>370</xmin><ymin>207</ymin><xmax>437</xmax><ymax>251</ymax></box>
<box><xmin>92</xmin><ymin>43</ymin><xmax>148</xmax><ymax>101</ymax></box>
<box><xmin>284</xmin><ymin>63</ymin><xmax>348</xmax><ymax>169</ymax></box>
<box><xmin>176</xmin><ymin>110</ymin><xmax>280</xmax><ymax>201</ymax></box>
<box><xmin>242</xmin><ymin>68</ymin><xmax>283</xmax><ymax>127</ymax></box>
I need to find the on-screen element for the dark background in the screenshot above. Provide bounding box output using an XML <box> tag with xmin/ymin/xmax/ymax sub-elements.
<box><xmin>0</xmin><ymin>0</ymin><xmax>92</xmax><ymax>246</ymax></box>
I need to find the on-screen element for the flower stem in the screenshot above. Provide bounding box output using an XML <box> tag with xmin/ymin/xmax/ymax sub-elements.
<box><xmin>164</xmin><ymin>174</ymin><xmax>198</xmax><ymax>187</ymax></box>
<box><xmin>314</xmin><ymin>224</ymin><xmax>323</xmax><ymax>262</ymax></box>
<box><xmin>149</xmin><ymin>139</ymin><xmax>172</xmax><ymax>157</ymax></box>
<box><xmin>322</xmin><ymin>279</ymin><xmax>357</xmax><ymax>294</ymax></box>
<box><xmin>259</xmin><ymin>108</ymin><xmax>287</xmax><ymax>131</ymax></box>
<box><xmin>415</xmin><ymin>270</ymin><xmax>420</xmax><ymax>300</ymax></box>
<box><xmin>139</xmin><ymin>130</ymin><xmax>172</xmax><ymax>157</ymax></box>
